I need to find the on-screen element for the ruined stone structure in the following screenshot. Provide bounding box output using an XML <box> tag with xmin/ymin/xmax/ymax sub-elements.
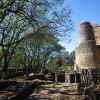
<box><xmin>76</xmin><ymin>21</ymin><xmax>100</xmax><ymax>69</ymax></box>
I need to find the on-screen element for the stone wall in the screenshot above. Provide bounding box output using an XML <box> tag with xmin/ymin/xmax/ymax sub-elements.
<box><xmin>93</xmin><ymin>25</ymin><xmax>100</xmax><ymax>37</ymax></box>
<box><xmin>93</xmin><ymin>25</ymin><xmax>100</xmax><ymax>45</ymax></box>
<box><xmin>76</xmin><ymin>41</ymin><xmax>100</xmax><ymax>69</ymax></box>
<box><xmin>81</xmin><ymin>69</ymin><xmax>100</xmax><ymax>85</ymax></box>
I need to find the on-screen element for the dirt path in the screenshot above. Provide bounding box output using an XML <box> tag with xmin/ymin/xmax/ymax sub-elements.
<box><xmin>26</xmin><ymin>83</ymin><xmax>85</xmax><ymax>100</ymax></box>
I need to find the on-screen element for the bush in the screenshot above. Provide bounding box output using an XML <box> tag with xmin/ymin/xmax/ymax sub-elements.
<box><xmin>2</xmin><ymin>72</ymin><xmax>11</xmax><ymax>79</ymax></box>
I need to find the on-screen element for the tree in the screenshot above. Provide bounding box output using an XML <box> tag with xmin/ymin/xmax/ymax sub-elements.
<box><xmin>0</xmin><ymin>0</ymin><xmax>73</xmax><ymax>72</ymax></box>
<box><xmin>10</xmin><ymin>31</ymin><xmax>65</xmax><ymax>75</ymax></box>
<box><xmin>48</xmin><ymin>50</ymin><xmax>75</xmax><ymax>72</ymax></box>
<box><xmin>62</xmin><ymin>51</ymin><xmax>75</xmax><ymax>66</ymax></box>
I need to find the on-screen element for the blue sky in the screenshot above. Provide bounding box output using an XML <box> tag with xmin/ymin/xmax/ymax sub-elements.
<box><xmin>60</xmin><ymin>0</ymin><xmax>100</xmax><ymax>52</ymax></box>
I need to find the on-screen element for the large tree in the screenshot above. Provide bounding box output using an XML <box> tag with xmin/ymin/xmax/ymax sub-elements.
<box><xmin>10</xmin><ymin>31</ymin><xmax>65</xmax><ymax>75</ymax></box>
<box><xmin>0</xmin><ymin>0</ymin><xmax>73</xmax><ymax>72</ymax></box>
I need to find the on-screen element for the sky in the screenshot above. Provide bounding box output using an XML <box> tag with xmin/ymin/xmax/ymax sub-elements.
<box><xmin>60</xmin><ymin>0</ymin><xmax>100</xmax><ymax>52</ymax></box>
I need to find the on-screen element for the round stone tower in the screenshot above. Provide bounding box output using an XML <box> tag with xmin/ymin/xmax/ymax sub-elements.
<box><xmin>76</xmin><ymin>21</ymin><xmax>100</xmax><ymax>69</ymax></box>
<box><xmin>79</xmin><ymin>22</ymin><xmax>95</xmax><ymax>44</ymax></box>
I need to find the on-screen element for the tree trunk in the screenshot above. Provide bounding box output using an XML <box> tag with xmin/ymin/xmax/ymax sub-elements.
<box><xmin>2</xmin><ymin>55</ymin><xmax>8</xmax><ymax>73</ymax></box>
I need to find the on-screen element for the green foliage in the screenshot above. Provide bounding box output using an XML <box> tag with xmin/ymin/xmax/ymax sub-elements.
<box><xmin>1</xmin><ymin>72</ymin><xmax>10</xmax><ymax>79</ymax></box>
<box><xmin>48</xmin><ymin>51</ymin><xmax>75</xmax><ymax>72</ymax></box>
<box><xmin>10</xmin><ymin>32</ymin><xmax>65</xmax><ymax>74</ymax></box>
<box><xmin>0</xmin><ymin>0</ymin><xmax>74</xmax><ymax>73</ymax></box>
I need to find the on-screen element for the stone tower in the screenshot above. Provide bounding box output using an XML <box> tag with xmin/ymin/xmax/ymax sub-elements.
<box><xmin>75</xmin><ymin>21</ymin><xmax>100</xmax><ymax>69</ymax></box>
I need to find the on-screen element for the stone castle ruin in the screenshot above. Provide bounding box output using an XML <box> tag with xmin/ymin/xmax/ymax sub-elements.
<box><xmin>75</xmin><ymin>21</ymin><xmax>100</xmax><ymax>85</ymax></box>
<box><xmin>76</xmin><ymin>21</ymin><xmax>100</xmax><ymax>69</ymax></box>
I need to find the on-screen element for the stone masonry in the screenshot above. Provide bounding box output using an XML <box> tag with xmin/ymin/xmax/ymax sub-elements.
<box><xmin>75</xmin><ymin>21</ymin><xmax>100</xmax><ymax>69</ymax></box>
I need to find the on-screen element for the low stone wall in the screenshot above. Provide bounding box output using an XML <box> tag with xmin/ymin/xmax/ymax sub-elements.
<box><xmin>27</xmin><ymin>73</ymin><xmax>45</xmax><ymax>80</ymax></box>
<box><xmin>81</xmin><ymin>68</ymin><xmax>100</xmax><ymax>85</ymax></box>
<box><xmin>0</xmin><ymin>80</ymin><xmax>18</xmax><ymax>91</ymax></box>
<box><xmin>66</xmin><ymin>73</ymin><xmax>81</xmax><ymax>83</ymax></box>
<box><xmin>51</xmin><ymin>72</ymin><xmax>81</xmax><ymax>84</ymax></box>
<box><xmin>0</xmin><ymin>71</ymin><xmax>24</xmax><ymax>79</ymax></box>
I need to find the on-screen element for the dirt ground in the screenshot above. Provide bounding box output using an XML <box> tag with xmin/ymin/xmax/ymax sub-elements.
<box><xmin>26</xmin><ymin>82</ymin><xmax>85</xmax><ymax>100</ymax></box>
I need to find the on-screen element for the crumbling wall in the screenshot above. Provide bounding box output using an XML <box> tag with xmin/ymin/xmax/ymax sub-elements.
<box><xmin>93</xmin><ymin>25</ymin><xmax>100</xmax><ymax>45</ymax></box>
